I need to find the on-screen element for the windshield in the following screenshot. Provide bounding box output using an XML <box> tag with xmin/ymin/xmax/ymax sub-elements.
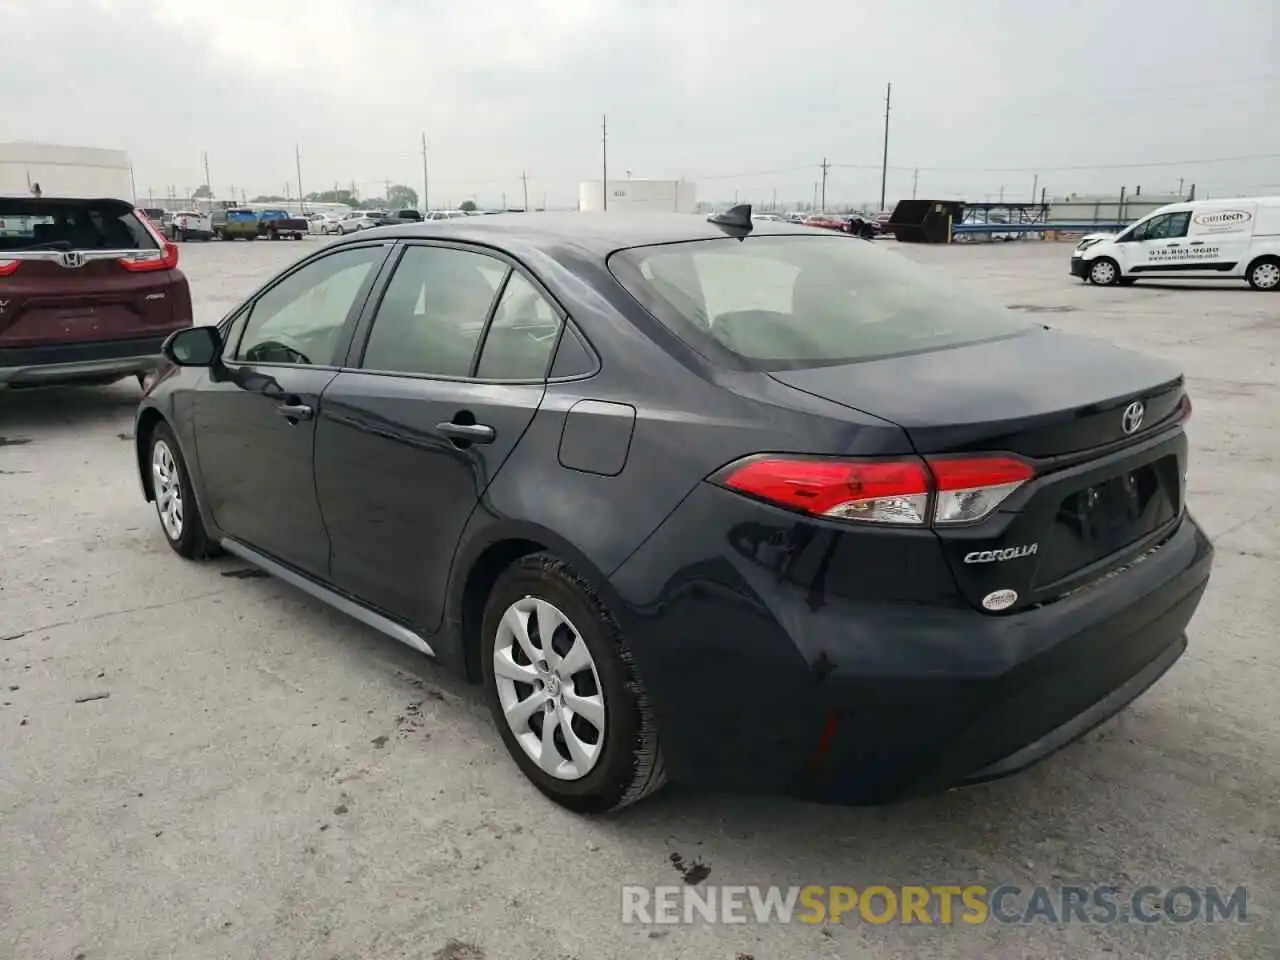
<box><xmin>608</xmin><ymin>235</ymin><xmax>1033</xmax><ymax>369</ymax></box>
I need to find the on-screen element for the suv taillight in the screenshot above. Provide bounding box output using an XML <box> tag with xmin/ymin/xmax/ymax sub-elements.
<box><xmin>118</xmin><ymin>241</ymin><xmax>179</xmax><ymax>273</ymax></box>
<box><xmin>711</xmin><ymin>454</ymin><xmax>1035</xmax><ymax>527</ymax></box>
<box><xmin>0</xmin><ymin>259</ymin><xmax>19</xmax><ymax>277</ymax></box>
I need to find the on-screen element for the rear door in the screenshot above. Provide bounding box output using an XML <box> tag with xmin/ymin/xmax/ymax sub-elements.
<box><xmin>192</xmin><ymin>242</ymin><xmax>392</xmax><ymax>575</ymax></box>
<box><xmin>1185</xmin><ymin>203</ymin><xmax>1257</xmax><ymax>276</ymax></box>
<box><xmin>314</xmin><ymin>241</ymin><xmax>563</xmax><ymax>630</ymax></box>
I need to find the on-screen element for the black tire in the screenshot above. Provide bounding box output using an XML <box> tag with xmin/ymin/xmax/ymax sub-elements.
<box><xmin>246</xmin><ymin>233</ymin><xmax>256</xmax><ymax>241</ymax></box>
<box><xmin>481</xmin><ymin>554</ymin><xmax>666</xmax><ymax>813</ymax></box>
<box><xmin>147</xmin><ymin>421</ymin><xmax>218</xmax><ymax>559</ymax></box>
<box><xmin>176</xmin><ymin>228</ymin><xmax>186</xmax><ymax>242</ymax></box>
<box><xmin>1088</xmin><ymin>257</ymin><xmax>1121</xmax><ymax>286</ymax></box>
<box><xmin>1246</xmin><ymin>256</ymin><xmax>1280</xmax><ymax>291</ymax></box>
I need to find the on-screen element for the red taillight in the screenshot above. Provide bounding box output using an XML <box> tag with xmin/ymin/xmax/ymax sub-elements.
<box><xmin>714</xmin><ymin>455</ymin><xmax>931</xmax><ymax>525</ymax></box>
<box><xmin>712</xmin><ymin>453</ymin><xmax>1034</xmax><ymax>527</ymax></box>
<box><xmin>0</xmin><ymin>259</ymin><xmax>19</xmax><ymax>277</ymax></box>
<box><xmin>118</xmin><ymin>241</ymin><xmax>179</xmax><ymax>273</ymax></box>
<box><xmin>1177</xmin><ymin>394</ymin><xmax>1192</xmax><ymax>423</ymax></box>
<box><xmin>927</xmin><ymin>456</ymin><xmax>1034</xmax><ymax>526</ymax></box>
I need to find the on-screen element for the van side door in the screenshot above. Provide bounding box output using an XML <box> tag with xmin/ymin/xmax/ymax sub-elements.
<box><xmin>1184</xmin><ymin>203</ymin><xmax>1257</xmax><ymax>277</ymax></box>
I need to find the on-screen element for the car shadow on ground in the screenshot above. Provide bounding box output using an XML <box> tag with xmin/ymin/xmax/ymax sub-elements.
<box><xmin>0</xmin><ymin>382</ymin><xmax>141</xmax><ymax>435</ymax></box>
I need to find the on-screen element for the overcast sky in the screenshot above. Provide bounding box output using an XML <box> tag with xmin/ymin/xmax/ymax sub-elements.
<box><xmin>4</xmin><ymin>0</ymin><xmax>1278</xmax><ymax>208</ymax></box>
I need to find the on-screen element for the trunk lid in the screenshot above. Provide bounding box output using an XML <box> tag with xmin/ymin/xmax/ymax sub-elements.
<box><xmin>770</xmin><ymin>328</ymin><xmax>1190</xmax><ymax>610</ymax></box>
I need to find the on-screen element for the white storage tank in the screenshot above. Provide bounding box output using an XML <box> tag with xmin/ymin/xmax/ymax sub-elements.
<box><xmin>579</xmin><ymin>178</ymin><xmax>696</xmax><ymax>213</ymax></box>
<box><xmin>0</xmin><ymin>142</ymin><xmax>133</xmax><ymax>200</ymax></box>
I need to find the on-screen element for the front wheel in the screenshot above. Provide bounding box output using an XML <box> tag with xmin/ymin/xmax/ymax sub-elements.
<box><xmin>148</xmin><ymin>422</ymin><xmax>217</xmax><ymax>559</ymax></box>
<box><xmin>1246</xmin><ymin>257</ymin><xmax>1280</xmax><ymax>291</ymax></box>
<box><xmin>481</xmin><ymin>554</ymin><xmax>666</xmax><ymax>813</ymax></box>
<box><xmin>1089</xmin><ymin>258</ymin><xmax>1121</xmax><ymax>286</ymax></box>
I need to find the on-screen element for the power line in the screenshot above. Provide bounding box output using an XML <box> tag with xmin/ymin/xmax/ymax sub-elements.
<box><xmin>834</xmin><ymin>152</ymin><xmax>1280</xmax><ymax>174</ymax></box>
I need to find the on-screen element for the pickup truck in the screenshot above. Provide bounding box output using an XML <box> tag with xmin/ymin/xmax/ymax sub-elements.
<box><xmin>257</xmin><ymin>209</ymin><xmax>308</xmax><ymax>240</ymax></box>
<box><xmin>212</xmin><ymin>208</ymin><xmax>259</xmax><ymax>241</ymax></box>
<box><xmin>168</xmin><ymin>210</ymin><xmax>214</xmax><ymax>241</ymax></box>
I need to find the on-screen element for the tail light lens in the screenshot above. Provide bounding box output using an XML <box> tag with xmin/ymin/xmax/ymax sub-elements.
<box><xmin>712</xmin><ymin>453</ymin><xmax>1034</xmax><ymax>527</ymax></box>
<box><xmin>1177</xmin><ymin>394</ymin><xmax>1192</xmax><ymax>423</ymax></box>
<box><xmin>928</xmin><ymin>456</ymin><xmax>1034</xmax><ymax>525</ymax></box>
<box><xmin>0</xmin><ymin>259</ymin><xmax>19</xmax><ymax>277</ymax></box>
<box><xmin>119</xmin><ymin>241</ymin><xmax>179</xmax><ymax>273</ymax></box>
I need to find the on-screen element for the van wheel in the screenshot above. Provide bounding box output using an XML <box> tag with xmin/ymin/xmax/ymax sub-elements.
<box><xmin>481</xmin><ymin>554</ymin><xmax>667</xmax><ymax>813</ymax></box>
<box><xmin>1089</xmin><ymin>258</ymin><xmax>1121</xmax><ymax>286</ymax></box>
<box><xmin>1246</xmin><ymin>257</ymin><xmax>1280</xmax><ymax>291</ymax></box>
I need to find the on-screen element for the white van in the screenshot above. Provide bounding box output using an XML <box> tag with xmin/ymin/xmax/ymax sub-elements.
<box><xmin>1070</xmin><ymin>196</ymin><xmax>1280</xmax><ymax>290</ymax></box>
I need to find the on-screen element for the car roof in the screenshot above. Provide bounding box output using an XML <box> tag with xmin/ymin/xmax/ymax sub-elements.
<box><xmin>339</xmin><ymin>211</ymin><xmax>829</xmax><ymax>258</ymax></box>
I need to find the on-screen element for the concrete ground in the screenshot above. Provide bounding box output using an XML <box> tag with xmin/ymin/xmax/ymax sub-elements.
<box><xmin>0</xmin><ymin>236</ymin><xmax>1275</xmax><ymax>959</ymax></box>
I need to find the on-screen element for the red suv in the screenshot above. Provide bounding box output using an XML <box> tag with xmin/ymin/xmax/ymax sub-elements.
<box><xmin>0</xmin><ymin>196</ymin><xmax>192</xmax><ymax>389</ymax></box>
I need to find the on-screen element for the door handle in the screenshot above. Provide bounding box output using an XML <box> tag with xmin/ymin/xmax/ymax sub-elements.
<box><xmin>1189</xmin><ymin>241</ymin><xmax>1205</xmax><ymax>246</ymax></box>
<box><xmin>1166</xmin><ymin>243</ymin><xmax>1181</xmax><ymax>248</ymax></box>
<box><xmin>275</xmin><ymin>402</ymin><xmax>314</xmax><ymax>422</ymax></box>
<box><xmin>436</xmin><ymin>421</ymin><xmax>495</xmax><ymax>444</ymax></box>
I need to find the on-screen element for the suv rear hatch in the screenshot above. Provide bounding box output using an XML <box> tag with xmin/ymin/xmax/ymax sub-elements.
<box><xmin>0</xmin><ymin>197</ymin><xmax>190</xmax><ymax>349</ymax></box>
<box><xmin>770</xmin><ymin>329</ymin><xmax>1189</xmax><ymax>610</ymax></box>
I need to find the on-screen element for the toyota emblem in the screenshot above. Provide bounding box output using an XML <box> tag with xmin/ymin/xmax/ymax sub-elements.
<box><xmin>59</xmin><ymin>251</ymin><xmax>85</xmax><ymax>269</ymax></box>
<box><xmin>1121</xmin><ymin>400</ymin><xmax>1145</xmax><ymax>435</ymax></box>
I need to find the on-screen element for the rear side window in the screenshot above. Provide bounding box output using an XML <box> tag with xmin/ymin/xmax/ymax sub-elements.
<box><xmin>360</xmin><ymin>245</ymin><xmax>507</xmax><ymax>377</ymax></box>
<box><xmin>476</xmin><ymin>273</ymin><xmax>563</xmax><ymax>380</ymax></box>
<box><xmin>0</xmin><ymin>199</ymin><xmax>155</xmax><ymax>251</ymax></box>
<box><xmin>609</xmin><ymin>235</ymin><xmax>1032</xmax><ymax>369</ymax></box>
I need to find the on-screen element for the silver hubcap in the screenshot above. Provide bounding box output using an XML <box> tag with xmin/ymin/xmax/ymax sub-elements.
<box><xmin>1091</xmin><ymin>261</ymin><xmax>1116</xmax><ymax>284</ymax></box>
<box><xmin>493</xmin><ymin>597</ymin><xmax>605</xmax><ymax>780</ymax></box>
<box><xmin>151</xmin><ymin>440</ymin><xmax>184</xmax><ymax>541</ymax></box>
<box><xmin>1252</xmin><ymin>263</ymin><xmax>1280</xmax><ymax>289</ymax></box>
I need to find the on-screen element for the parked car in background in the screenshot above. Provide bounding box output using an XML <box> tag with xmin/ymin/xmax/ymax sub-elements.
<box><xmin>307</xmin><ymin>212</ymin><xmax>343</xmax><ymax>235</ymax></box>
<box><xmin>257</xmin><ymin>209</ymin><xmax>308</xmax><ymax>240</ymax></box>
<box><xmin>424</xmin><ymin>210</ymin><xmax>471</xmax><ymax>221</ymax></box>
<box><xmin>336</xmin><ymin>210</ymin><xmax>380</xmax><ymax>234</ymax></box>
<box><xmin>140</xmin><ymin>208</ymin><xmax>168</xmax><ymax>229</ymax></box>
<box><xmin>371</xmin><ymin>209</ymin><xmax>424</xmax><ymax>226</ymax></box>
<box><xmin>0</xmin><ymin>195</ymin><xmax>191</xmax><ymax>389</ymax></box>
<box><xmin>804</xmin><ymin>213</ymin><xmax>848</xmax><ymax>231</ymax></box>
<box><xmin>212</xmin><ymin>208</ymin><xmax>259</xmax><ymax>241</ymax></box>
<box><xmin>137</xmin><ymin>209</ymin><xmax>1209</xmax><ymax>813</ymax></box>
<box><xmin>168</xmin><ymin>210</ymin><xmax>213</xmax><ymax>242</ymax></box>
<box><xmin>843</xmin><ymin>214</ymin><xmax>879</xmax><ymax>240</ymax></box>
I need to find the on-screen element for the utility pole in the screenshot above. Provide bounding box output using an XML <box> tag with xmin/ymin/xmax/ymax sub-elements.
<box><xmin>521</xmin><ymin>170</ymin><xmax>529</xmax><ymax>211</ymax></box>
<box><xmin>879</xmin><ymin>81</ymin><xmax>892</xmax><ymax>211</ymax></box>
<box><xmin>1178</xmin><ymin>177</ymin><xmax>1185</xmax><ymax>197</ymax></box>
<box><xmin>129</xmin><ymin>165</ymin><xmax>138</xmax><ymax>204</ymax></box>
<box><xmin>812</xmin><ymin>182</ymin><xmax>818</xmax><ymax>211</ymax></box>
<box><xmin>999</xmin><ymin>184</ymin><xmax>1005</xmax><ymax>204</ymax></box>
<box><xmin>384</xmin><ymin>176</ymin><xmax>391</xmax><ymax>202</ymax></box>
<box><xmin>820</xmin><ymin>157</ymin><xmax>830</xmax><ymax>211</ymax></box>
<box><xmin>421</xmin><ymin>133</ymin><xmax>430</xmax><ymax>212</ymax></box>
<box><xmin>912</xmin><ymin>167</ymin><xmax>919</xmax><ymax>200</ymax></box>
<box><xmin>1031</xmin><ymin>174</ymin><xmax>1039</xmax><ymax>205</ymax></box>
<box><xmin>202</xmin><ymin>152</ymin><xmax>211</xmax><ymax>194</ymax></box>
<box><xmin>295</xmin><ymin>144</ymin><xmax>304</xmax><ymax>211</ymax></box>
<box><xmin>502</xmin><ymin>192</ymin><xmax>507</xmax><ymax>210</ymax></box>
<box><xmin>772</xmin><ymin>187</ymin><xmax>777</xmax><ymax>211</ymax></box>
<box><xmin>601</xmin><ymin>114</ymin><xmax>608</xmax><ymax>211</ymax></box>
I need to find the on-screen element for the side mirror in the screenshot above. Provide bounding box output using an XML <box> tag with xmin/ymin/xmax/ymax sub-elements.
<box><xmin>163</xmin><ymin>325</ymin><xmax>221</xmax><ymax>367</ymax></box>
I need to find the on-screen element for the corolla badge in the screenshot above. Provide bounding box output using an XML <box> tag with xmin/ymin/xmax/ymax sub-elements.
<box><xmin>1121</xmin><ymin>400</ymin><xmax>1145</xmax><ymax>435</ymax></box>
<box><xmin>964</xmin><ymin>544</ymin><xmax>1038</xmax><ymax>564</ymax></box>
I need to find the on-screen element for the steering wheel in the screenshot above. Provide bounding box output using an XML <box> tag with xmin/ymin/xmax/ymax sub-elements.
<box><xmin>244</xmin><ymin>339</ymin><xmax>311</xmax><ymax>365</ymax></box>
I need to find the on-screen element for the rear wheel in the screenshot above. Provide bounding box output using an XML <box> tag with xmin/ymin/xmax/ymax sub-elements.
<box><xmin>1089</xmin><ymin>258</ymin><xmax>1121</xmax><ymax>286</ymax></box>
<box><xmin>481</xmin><ymin>554</ymin><xmax>666</xmax><ymax>813</ymax></box>
<box><xmin>1246</xmin><ymin>257</ymin><xmax>1280</xmax><ymax>291</ymax></box>
<box><xmin>148</xmin><ymin>422</ymin><xmax>216</xmax><ymax>559</ymax></box>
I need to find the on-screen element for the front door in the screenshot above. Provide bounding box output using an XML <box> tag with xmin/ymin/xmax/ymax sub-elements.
<box><xmin>314</xmin><ymin>242</ymin><xmax>566</xmax><ymax>630</ymax></box>
<box><xmin>192</xmin><ymin>243</ymin><xmax>391</xmax><ymax>576</ymax></box>
<box><xmin>1120</xmin><ymin>210</ymin><xmax>1202</xmax><ymax>277</ymax></box>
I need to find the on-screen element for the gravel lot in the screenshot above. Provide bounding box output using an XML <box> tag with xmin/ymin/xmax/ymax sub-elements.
<box><xmin>1</xmin><ymin>236</ymin><xmax>1276</xmax><ymax>959</ymax></box>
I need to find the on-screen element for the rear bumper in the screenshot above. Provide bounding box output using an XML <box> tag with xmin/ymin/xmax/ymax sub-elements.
<box><xmin>1070</xmin><ymin>256</ymin><xmax>1090</xmax><ymax>278</ymax></box>
<box><xmin>608</xmin><ymin>483</ymin><xmax>1213</xmax><ymax>804</ymax></box>
<box><xmin>0</xmin><ymin>335</ymin><xmax>169</xmax><ymax>387</ymax></box>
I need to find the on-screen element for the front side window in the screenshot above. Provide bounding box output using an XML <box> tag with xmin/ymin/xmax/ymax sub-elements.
<box><xmin>360</xmin><ymin>245</ymin><xmax>507</xmax><ymax>377</ymax></box>
<box><xmin>609</xmin><ymin>235</ymin><xmax>1032</xmax><ymax>369</ymax></box>
<box><xmin>235</xmin><ymin>246</ymin><xmax>385</xmax><ymax>365</ymax></box>
<box><xmin>475</xmin><ymin>273</ymin><xmax>563</xmax><ymax>380</ymax></box>
<box><xmin>1134</xmin><ymin>211</ymin><xmax>1191</xmax><ymax>241</ymax></box>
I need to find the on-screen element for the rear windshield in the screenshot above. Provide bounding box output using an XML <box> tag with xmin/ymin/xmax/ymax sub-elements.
<box><xmin>0</xmin><ymin>198</ymin><xmax>156</xmax><ymax>252</ymax></box>
<box><xmin>608</xmin><ymin>235</ymin><xmax>1032</xmax><ymax>369</ymax></box>
<box><xmin>227</xmin><ymin>210</ymin><xmax>256</xmax><ymax>221</ymax></box>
